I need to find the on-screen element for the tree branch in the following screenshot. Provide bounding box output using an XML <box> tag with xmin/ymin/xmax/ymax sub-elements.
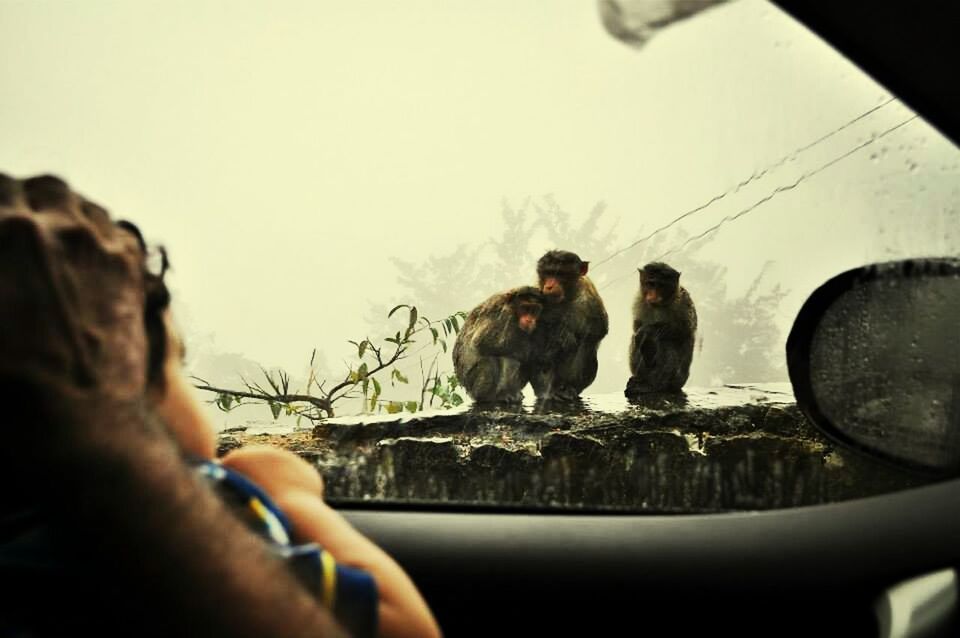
<box><xmin>192</xmin><ymin>382</ymin><xmax>333</xmax><ymax>418</ymax></box>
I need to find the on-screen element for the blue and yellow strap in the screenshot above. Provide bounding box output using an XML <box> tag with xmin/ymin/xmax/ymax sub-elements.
<box><xmin>283</xmin><ymin>543</ymin><xmax>379</xmax><ymax>638</ymax></box>
<box><xmin>193</xmin><ymin>459</ymin><xmax>378</xmax><ymax>637</ymax></box>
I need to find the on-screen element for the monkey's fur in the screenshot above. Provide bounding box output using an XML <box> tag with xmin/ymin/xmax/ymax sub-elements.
<box><xmin>528</xmin><ymin>250</ymin><xmax>609</xmax><ymax>402</ymax></box>
<box><xmin>453</xmin><ymin>286</ymin><xmax>544</xmax><ymax>404</ymax></box>
<box><xmin>626</xmin><ymin>262</ymin><xmax>697</xmax><ymax>396</ymax></box>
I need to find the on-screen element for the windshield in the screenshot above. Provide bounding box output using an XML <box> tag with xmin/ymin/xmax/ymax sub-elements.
<box><xmin>2</xmin><ymin>0</ymin><xmax>957</xmax><ymax>512</ymax></box>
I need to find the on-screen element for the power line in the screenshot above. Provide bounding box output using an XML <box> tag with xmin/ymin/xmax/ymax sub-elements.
<box><xmin>599</xmin><ymin>114</ymin><xmax>919</xmax><ymax>291</ymax></box>
<box><xmin>592</xmin><ymin>97</ymin><xmax>898</xmax><ymax>270</ymax></box>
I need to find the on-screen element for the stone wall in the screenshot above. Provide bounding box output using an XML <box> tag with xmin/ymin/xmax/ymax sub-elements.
<box><xmin>218</xmin><ymin>384</ymin><xmax>926</xmax><ymax>512</ymax></box>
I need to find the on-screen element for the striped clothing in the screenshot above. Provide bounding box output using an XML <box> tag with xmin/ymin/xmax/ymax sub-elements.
<box><xmin>195</xmin><ymin>460</ymin><xmax>378</xmax><ymax>637</ymax></box>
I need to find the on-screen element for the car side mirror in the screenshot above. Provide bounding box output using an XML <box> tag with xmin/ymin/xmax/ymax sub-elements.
<box><xmin>786</xmin><ymin>258</ymin><xmax>960</xmax><ymax>475</ymax></box>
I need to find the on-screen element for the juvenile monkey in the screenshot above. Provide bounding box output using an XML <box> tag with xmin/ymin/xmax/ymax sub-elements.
<box><xmin>626</xmin><ymin>262</ymin><xmax>697</xmax><ymax>396</ymax></box>
<box><xmin>528</xmin><ymin>250</ymin><xmax>609</xmax><ymax>402</ymax></box>
<box><xmin>453</xmin><ymin>286</ymin><xmax>544</xmax><ymax>404</ymax></box>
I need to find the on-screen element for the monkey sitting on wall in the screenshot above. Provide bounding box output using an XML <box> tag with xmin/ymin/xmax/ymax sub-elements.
<box><xmin>453</xmin><ymin>286</ymin><xmax>545</xmax><ymax>404</ymax></box>
<box><xmin>528</xmin><ymin>250</ymin><xmax>609</xmax><ymax>402</ymax></box>
<box><xmin>626</xmin><ymin>262</ymin><xmax>697</xmax><ymax>397</ymax></box>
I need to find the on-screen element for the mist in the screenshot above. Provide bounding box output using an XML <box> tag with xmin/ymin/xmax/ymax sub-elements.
<box><xmin>2</xmin><ymin>0</ymin><xmax>957</xmax><ymax>428</ymax></box>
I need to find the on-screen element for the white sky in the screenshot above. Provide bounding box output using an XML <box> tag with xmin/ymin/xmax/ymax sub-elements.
<box><xmin>2</xmin><ymin>0</ymin><xmax>958</xmax><ymax>423</ymax></box>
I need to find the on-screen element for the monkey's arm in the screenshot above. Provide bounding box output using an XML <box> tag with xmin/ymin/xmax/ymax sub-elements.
<box><xmin>638</xmin><ymin>315</ymin><xmax>693</xmax><ymax>343</ymax></box>
<box><xmin>574</xmin><ymin>284</ymin><xmax>609</xmax><ymax>341</ymax></box>
<box><xmin>471</xmin><ymin>308</ymin><xmax>524</xmax><ymax>357</ymax></box>
<box><xmin>630</xmin><ymin>324</ymin><xmax>661</xmax><ymax>368</ymax></box>
<box><xmin>633</xmin><ymin>319</ymin><xmax>690</xmax><ymax>361</ymax></box>
<box><xmin>639</xmin><ymin>331</ymin><xmax>659</xmax><ymax>367</ymax></box>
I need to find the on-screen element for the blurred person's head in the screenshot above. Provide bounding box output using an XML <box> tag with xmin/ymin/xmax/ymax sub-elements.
<box><xmin>1</xmin><ymin>173</ymin><xmax>216</xmax><ymax>458</ymax></box>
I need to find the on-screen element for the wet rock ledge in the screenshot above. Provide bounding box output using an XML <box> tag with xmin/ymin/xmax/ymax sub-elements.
<box><xmin>217</xmin><ymin>384</ymin><xmax>926</xmax><ymax>513</ymax></box>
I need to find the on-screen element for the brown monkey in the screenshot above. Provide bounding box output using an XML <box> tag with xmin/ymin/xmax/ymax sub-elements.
<box><xmin>528</xmin><ymin>250</ymin><xmax>609</xmax><ymax>402</ymax></box>
<box><xmin>626</xmin><ymin>261</ymin><xmax>697</xmax><ymax>396</ymax></box>
<box><xmin>453</xmin><ymin>286</ymin><xmax>544</xmax><ymax>404</ymax></box>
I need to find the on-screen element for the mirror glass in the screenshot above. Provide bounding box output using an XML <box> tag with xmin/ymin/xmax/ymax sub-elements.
<box><xmin>806</xmin><ymin>260</ymin><xmax>960</xmax><ymax>472</ymax></box>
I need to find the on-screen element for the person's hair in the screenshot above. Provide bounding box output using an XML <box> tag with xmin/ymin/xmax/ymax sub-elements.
<box><xmin>1</xmin><ymin>174</ymin><xmax>176</xmax><ymax>392</ymax></box>
<box><xmin>116</xmin><ymin>219</ymin><xmax>174</xmax><ymax>391</ymax></box>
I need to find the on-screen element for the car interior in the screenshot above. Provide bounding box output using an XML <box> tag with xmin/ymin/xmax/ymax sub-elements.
<box><xmin>3</xmin><ymin>2</ymin><xmax>957</xmax><ymax>637</ymax></box>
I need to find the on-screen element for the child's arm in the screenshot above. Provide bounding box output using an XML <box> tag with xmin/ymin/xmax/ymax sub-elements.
<box><xmin>222</xmin><ymin>446</ymin><xmax>441</xmax><ymax>638</ymax></box>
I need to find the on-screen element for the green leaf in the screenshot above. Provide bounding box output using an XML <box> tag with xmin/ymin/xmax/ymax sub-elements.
<box><xmin>372</xmin><ymin>377</ymin><xmax>382</xmax><ymax>396</ymax></box>
<box><xmin>388</xmin><ymin>304</ymin><xmax>408</xmax><ymax>318</ymax></box>
<box><xmin>359</xmin><ymin>340</ymin><xmax>368</xmax><ymax>358</ymax></box>
<box><xmin>269</xmin><ymin>402</ymin><xmax>282</xmax><ymax>420</ymax></box>
<box><xmin>408</xmin><ymin>307</ymin><xmax>418</xmax><ymax>333</ymax></box>
<box><xmin>451</xmin><ymin>393</ymin><xmax>464</xmax><ymax>406</ymax></box>
<box><xmin>395</xmin><ymin>370</ymin><xmax>409</xmax><ymax>384</ymax></box>
<box><xmin>386</xmin><ymin>401</ymin><xmax>404</xmax><ymax>414</ymax></box>
<box><xmin>358</xmin><ymin>362</ymin><xmax>369</xmax><ymax>380</ymax></box>
<box><xmin>450</xmin><ymin>315</ymin><xmax>460</xmax><ymax>332</ymax></box>
<box><xmin>405</xmin><ymin>401</ymin><xmax>418</xmax><ymax>413</ymax></box>
<box><xmin>430</xmin><ymin>327</ymin><xmax>439</xmax><ymax>343</ymax></box>
<box><xmin>441</xmin><ymin>340</ymin><xmax>448</xmax><ymax>353</ymax></box>
<box><xmin>362</xmin><ymin>378</ymin><xmax>369</xmax><ymax>396</ymax></box>
<box><xmin>219</xmin><ymin>393</ymin><xmax>233</xmax><ymax>410</ymax></box>
<box><xmin>444</xmin><ymin>319</ymin><xmax>452</xmax><ymax>335</ymax></box>
<box><xmin>369</xmin><ymin>393</ymin><xmax>378</xmax><ymax>411</ymax></box>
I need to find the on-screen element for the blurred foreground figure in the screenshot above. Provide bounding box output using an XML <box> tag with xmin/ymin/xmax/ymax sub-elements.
<box><xmin>0</xmin><ymin>174</ymin><xmax>439</xmax><ymax>638</ymax></box>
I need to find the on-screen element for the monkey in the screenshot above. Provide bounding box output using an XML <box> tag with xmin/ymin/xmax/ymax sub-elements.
<box><xmin>625</xmin><ymin>261</ymin><xmax>697</xmax><ymax>397</ymax></box>
<box><xmin>453</xmin><ymin>286</ymin><xmax>545</xmax><ymax>405</ymax></box>
<box><xmin>527</xmin><ymin>250</ymin><xmax>609</xmax><ymax>402</ymax></box>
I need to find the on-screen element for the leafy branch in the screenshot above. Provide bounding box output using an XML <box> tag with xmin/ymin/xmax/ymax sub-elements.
<box><xmin>193</xmin><ymin>305</ymin><xmax>466</xmax><ymax>421</ymax></box>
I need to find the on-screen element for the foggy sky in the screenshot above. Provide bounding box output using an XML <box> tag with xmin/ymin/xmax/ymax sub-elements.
<box><xmin>2</xmin><ymin>0</ymin><xmax>958</xmax><ymax>426</ymax></box>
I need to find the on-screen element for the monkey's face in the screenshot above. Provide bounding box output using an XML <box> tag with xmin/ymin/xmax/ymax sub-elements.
<box><xmin>515</xmin><ymin>302</ymin><xmax>542</xmax><ymax>333</ymax></box>
<box><xmin>539</xmin><ymin>273</ymin><xmax>569</xmax><ymax>303</ymax></box>
<box><xmin>537</xmin><ymin>251</ymin><xmax>589</xmax><ymax>304</ymax></box>
<box><xmin>640</xmin><ymin>276</ymin><xmax>678</xmax><ymax>306</ymax></box>
<box><xmin>639</xmin><ymin>262</ymin><xmax>681</xmax><ymax>306</ymax></box>
<box><xmin>643</xmin><ymin>284</ymin><xmax>663</xmax><ymax>305</ymax></box>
